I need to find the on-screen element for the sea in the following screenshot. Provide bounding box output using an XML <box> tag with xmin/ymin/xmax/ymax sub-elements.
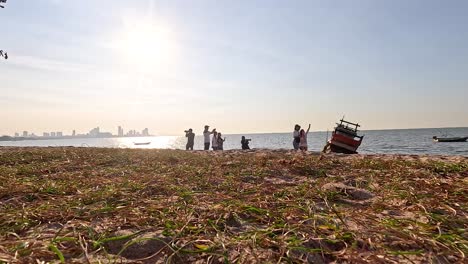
<box><xmin>1</xmin><ymin>127</ymin><xmax>468</xmax><ymax>156</ymax></box>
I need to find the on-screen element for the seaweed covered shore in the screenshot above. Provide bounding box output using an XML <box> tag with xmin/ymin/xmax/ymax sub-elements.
<box><xmin>0</xmin><ymin>147</ymin><xmax>466</xmax><ymax>263</ymax></box>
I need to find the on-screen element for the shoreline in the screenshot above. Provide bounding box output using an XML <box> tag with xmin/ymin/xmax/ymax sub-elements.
<box><xmin>0</xmin><ymin>135</ymin><xmax>155</xmax><ymax>142</ymax></box>
<box><xmin>0</xmin><ymin>147</ymin><xmax>466</xmax><ymax>263</ymax></box>
<box><xmin>1</xmin><ymin>146</ymin><xmax>467</xmax><ymax>158</ymax></box>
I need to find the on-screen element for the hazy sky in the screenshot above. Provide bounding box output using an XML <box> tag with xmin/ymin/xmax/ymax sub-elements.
<box><xmin>1</xmin><ymin>0</ymin><xmax>467</xmax><ymax>136</ymax></box>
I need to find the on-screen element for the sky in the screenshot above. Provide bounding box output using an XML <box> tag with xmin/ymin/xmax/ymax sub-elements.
<box><xmin>1</xmin><ymin>0</ymin><xmax>467</xmax><ymax>136</ymax></box>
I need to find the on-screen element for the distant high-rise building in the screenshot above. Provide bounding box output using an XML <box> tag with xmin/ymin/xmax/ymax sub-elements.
<box><xmin>118</xmin><ymin>126</ymin><xmax>124</xmax><ymax>137</ymax></box>
<box><xmin>72</xmin><ymin>130</ymin><xmax>76</xmax><ymax>136</ymax></box>
<box><xmin>57</xmin><ymin>132</ymin><xmax>63</xmax><ymax>137</ymax></box>
<box><xmin>126</xmin><ymin>129</ymin><xmax>139</xmax><ymax>136</ymax></box>
<box><xmin>51</xmin><ymin>132</ymin><xmax>56</xmax><ymax>137</ymax></box>
<box><xmin>142</xmin><ymin>128</ymin><xmax>149</xmax><ymax>136</ymax></box>
<box><xmin>14</xmin><ymin>132</ymin><xmax>19</xmax><ymax>137</ymax></box>
<box><xmin>89</xmin><ymin>127</ymin><xmax>100</xmax><ymax>137</ymax></box>
<box><xmin>22</xmin><ymin>131</ymin><xmax>28</xmax><ymax>137</ymax></box>
<box><xmin>43</xmin><ymin>132</ymin><xmax>50</xmax><ymax>137</ymax></box>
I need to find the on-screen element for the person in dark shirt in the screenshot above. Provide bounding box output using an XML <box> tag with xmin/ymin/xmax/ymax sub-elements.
<box><xmin>241</xmin><ymin>136</ymin><xmax>251</xmax><ymax>150</ymax></box>
<box><xmin>217</xmin><ymin>132</ymin><xmax>226</xmax><ymax>150</ymax></box>
<box><xmin>185</xmin><ymin>128</ymin><xmax>195</xmax><ymax>150</ymax></box>
<box><xmin>293</xmin><ymin>124</ymin><xmax>301</xmax><ymax>150</ymax></box>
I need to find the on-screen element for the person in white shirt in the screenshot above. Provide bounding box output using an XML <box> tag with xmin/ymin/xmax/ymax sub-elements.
<box><xmin>293</xmin><ymin>124</ymin><xmax>301</xmax><ymax>150</ymax></box>
<box><xmin>299</xmin><ymin>124</ymin><xmax>311</xmax><ymax>151</ymax></box>
<box><xmin>203</xmin><ymin>125</ymin><xmax>214</xmax><ymax>150</ymax></box>
<box><xmin>212</xmin><ymin>131</ymin><xmax>219</xmax><ymax>150</ymax></box>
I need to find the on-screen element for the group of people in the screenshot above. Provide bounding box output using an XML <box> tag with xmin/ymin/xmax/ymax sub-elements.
<box><xmin>293</xmin><ymin>124</ymin><xmax>311</xmax><ymax>151</ymax></box>
<box><xmin>202</xmin><ymin>125</ymin><xmax>226</xmax><ymax>150</ymax></box>
<box><xmin>184</xmin><ymin>124</ymin><xmax>311</xmax><ymax>151</ymax></box>
<box><xmin>184</xmin><ymin>125</ymin><xmax>252</xmax><ymax>151</ymax></box>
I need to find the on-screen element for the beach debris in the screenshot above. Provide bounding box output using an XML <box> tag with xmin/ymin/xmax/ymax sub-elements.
<box><xmin>0</xmin><ymin>148</ymin><xmax>466</xmax><ymax>263</ymax></box>
<box><xmin>103</xmin><ymin>230</ymin><xmax>171</xmax><ymax>260</ymax></box>
<box><xmin>322</xmin><ymin>182</ymin><xmax>375</xmax><ymax>201</ymax></box>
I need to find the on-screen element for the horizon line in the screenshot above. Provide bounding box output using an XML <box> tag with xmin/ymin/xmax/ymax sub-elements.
<box><xmin>156</xmin><ymin>126</ymin><xmax>468</xmax><ymax>136</ymax></box>
<box><xmin>3</xmin><ymin>125</ymin><xmax>468</xmax><ymax>138</ymax></box>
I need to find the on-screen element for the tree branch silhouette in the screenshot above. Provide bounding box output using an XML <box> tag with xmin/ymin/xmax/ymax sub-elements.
<box><xmin>1</xmin><ymin>0</ymin><xmax>7</xmax><ymax>60</ymax></box>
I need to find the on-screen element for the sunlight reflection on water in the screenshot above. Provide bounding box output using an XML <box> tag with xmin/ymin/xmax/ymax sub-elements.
<box><xmin>0</xmin><ymin>137</ymin><xmax>180</xmax><ymax>149</ymax></box>
<box><xmin>115</xmin><ymin>136</ymin><xmax>179</xmax><ymax>149</ymax></box>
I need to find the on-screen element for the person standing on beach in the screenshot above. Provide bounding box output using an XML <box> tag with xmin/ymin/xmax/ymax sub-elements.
<box><xmin>299</xmin><ymin>124</ymin><xmax>311</xmax><ymax>151</ymax></box>
<box><xmin>217</xmin><ymin>132</ymin><xmax>226</xmax><ymax>150</ymax></box>
<box><xmin>203</xmin><ymin>125</ymin><xmax>213</xmax><ymax>150</ymax></box>
<box><xmin>241</xmin><ymin>136</ymin><xmax>251</xmax><ymax>150</ymax></box>
<box><xmin>185</xmin><ymin>128</ymin><xmax>195</xmax><ymax>150</ymax></box>
<box><xmin>212</xmin><ymin>131</ymin><xmax>219</xmax><ymax>150</ymax></box>
<box><xmin>293</xmin><ymin>124</ymin><xmax>301</xmax><ymax>150</ymax></box>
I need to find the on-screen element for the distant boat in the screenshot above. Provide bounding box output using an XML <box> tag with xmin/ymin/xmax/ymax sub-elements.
<box><xmin>134</xmin><ymin>142</ymin><xmax>151</xmax><ymax>145</ymax></box>
<box><xmin>433</xmin><ymin>136</ymin><xmax>468</xmax><ymax>142</ymax></box>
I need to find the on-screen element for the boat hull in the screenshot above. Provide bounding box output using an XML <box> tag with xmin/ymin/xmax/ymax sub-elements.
<box><xmin>323</xmin><ymin>134</ymin><xmax>363</xmax><ymax>154</ymax></box>
<box><xmin>134</xmin><ymin>142</ymin><xmax>151</xmax><ymax>145</ymax></box>
<box><xmin>324</xmin><ymin>142</ymin><xmax>359</xmax><ymax>154</ymax></box>
<box><xmin>434</xmin><ymin>137</ymin><xmax>468</xmax><ymax>142</ymax></box>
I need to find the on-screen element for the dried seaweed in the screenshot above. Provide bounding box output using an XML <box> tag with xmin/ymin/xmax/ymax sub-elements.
<box><xmin>0</xmin><ymin>147</ymin><xmax>466</xmax><ymax>263</ymax></box>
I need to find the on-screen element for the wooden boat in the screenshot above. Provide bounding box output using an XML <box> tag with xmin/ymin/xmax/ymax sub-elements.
<box><xmin>134</xmin><ymin>142</ymin><xmax>151</xmax><ymax>145</ymax></box>
<box><xmin>432</xmin><ymin>136</ymin><xmax>468</xmax><ymax>142</ymax></box>
<box><xmin>323</xmin><ymin>119</ymin><xmax>364</xmax><ymax>154</ymax></box>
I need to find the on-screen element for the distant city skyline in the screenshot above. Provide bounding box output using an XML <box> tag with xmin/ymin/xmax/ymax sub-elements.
<box><xmin>1</xmin><ymin>0</ymin><xmax>467</xmax><ymax>135</ymax></box>
<box><xmin>11</xmin><ymin>126</ymin><xmax>150</xmax><ymax>138</ymax></box>
<box><xmin>5</xmin><ymin>124</ymin><xmax>468</xmax><ymax>138</ymax></box>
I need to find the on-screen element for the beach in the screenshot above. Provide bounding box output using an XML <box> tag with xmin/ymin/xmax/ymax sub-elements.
<box><xmin>0</xmin><ymin>147</ymin><xmax>466</xmax><ymax>263</ymax></box>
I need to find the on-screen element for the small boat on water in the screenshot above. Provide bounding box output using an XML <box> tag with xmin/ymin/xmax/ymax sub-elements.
<box><xmin>134</xmin><ymin>142</ymin><xmax>151</xmax><ymax>146</ymax></box>
<box><xmin>432</xmin><ymin>136</ymin><xmax>468</xmax><ymax>142</ymax></box>
<box><xmin>323</xmin><ymin>118</ymin><xmax>364</xmax><ymax>154</ymax></box>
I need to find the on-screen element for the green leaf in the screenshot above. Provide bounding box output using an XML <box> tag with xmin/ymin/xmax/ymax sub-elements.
<box><xmin>48</xmin><ymin>244</ymin><xmax>65</xmax><ymax>263</ymax></box>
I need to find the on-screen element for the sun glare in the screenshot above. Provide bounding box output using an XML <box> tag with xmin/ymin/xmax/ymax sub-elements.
<box><xmin>118</xmin><ymin>18</ymin><xmax>177</xmax><ymax>72</ymax></box>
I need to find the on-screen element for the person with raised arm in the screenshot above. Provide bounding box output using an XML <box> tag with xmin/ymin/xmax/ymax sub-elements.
<box><xmin>184</xmin><ymin>128</ymin><xmax>195</xmax><ymax>150</ymax></box>
<box><xmin>211</xmin><ymin>131</ymin><xmax>219</xmax><ymax>150</ymax></box>
<box><xmin>299</xmin><ymin>124</ymin><xmax>311</xmax><ymax>151</ymax></box>
<box><xmin>217</xmin><ymin>132</ymin><xmax>226</xmax><ymax>150</ymax></box>
<box><xmin>241</xmin><ymin>136</ymin><xmax>251</xmax><ymax>150</ymax></box>
<box><xmin>203</xmin><ymin>125</ymin><xmax>214</xmax><ymax>150</ymax></box>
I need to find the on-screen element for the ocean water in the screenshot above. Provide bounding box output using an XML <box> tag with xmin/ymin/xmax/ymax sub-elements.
<box><xmin>1</xmin><ymin>127</ymin><xmax>468</xmax><ymax>156</ymax></box>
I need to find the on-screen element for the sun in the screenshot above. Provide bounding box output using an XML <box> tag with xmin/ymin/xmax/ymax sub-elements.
<box><xmin>118</xmin><ymin>17</ymin><xmax>177</xmax><ymax>72</ymax></box>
